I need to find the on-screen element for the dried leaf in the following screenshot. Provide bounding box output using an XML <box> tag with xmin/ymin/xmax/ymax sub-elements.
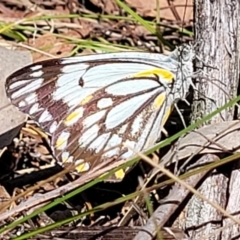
<box><xmin>126</xmin><ymin>0</ymin><xmax>193</xmax><ymax>21</ymax></box>
<box><xmin>28</xmin><ymin>34</ymin><xmax>75</xmax><ymax>62</ymax></box>
<box><xmin>90</xmin><ymin>0</ymin><xmax>119</xmax><ymax>14</ymax></box>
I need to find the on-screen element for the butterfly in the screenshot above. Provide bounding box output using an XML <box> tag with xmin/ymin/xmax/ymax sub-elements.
<box><xmin>5</xmin><ymin>44</ymin><xmax>195</xmax><ymax>181</ymax></box>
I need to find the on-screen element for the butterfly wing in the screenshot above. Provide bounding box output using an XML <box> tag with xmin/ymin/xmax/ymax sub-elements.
<box><xmin>6</xmin><ymin>51</ymin><xmax>190</xmax><ymax>180</ymax></box>
<box><xmin>6</xmin><ymin>52</ymin><xmax>177</xmax><ymax>132</ymax></box>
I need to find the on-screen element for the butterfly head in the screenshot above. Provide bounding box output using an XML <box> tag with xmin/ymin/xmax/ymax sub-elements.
<box><xmin>170</xmin><ymin>43</ymin><xmax>195</xmax><ymax>64</ymax></box>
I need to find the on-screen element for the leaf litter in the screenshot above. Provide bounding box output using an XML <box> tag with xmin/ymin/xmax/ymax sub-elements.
<box><xmin>1</xmin><ymin>1</ymin><xmax>235</xmax><ymax>240</ymax></box>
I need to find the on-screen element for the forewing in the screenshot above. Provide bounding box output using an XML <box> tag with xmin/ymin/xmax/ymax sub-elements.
<box><xmin>6</xmin><ymin>52</ymin><xmax>178</xmax><ymax>133</ymax></box>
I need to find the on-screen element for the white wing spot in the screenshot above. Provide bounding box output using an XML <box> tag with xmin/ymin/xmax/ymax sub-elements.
<box><xmin>8</xmin><ymin>80</ymin><xmax>27</xmax><ymax>90</ymax></box>
<box><xmin>30</xmin><ymin>70</ymin><xmax>43</xmax><ymax>78</ymax></box>
<box><xmin>78</xmin><ymin>124</ymin><xmax>99</xmax><ymax>147</ymax></box>
<box><xmin>29</xmin><ymin>103</ymin><xmax>41</xmax><ymax>115</ymax></box>
<box><xmin>89</xmin><ymin>133</ymin><xmax>111</xmax><ymax>152</ymax></box>
<box><xmin>61</xmin><ymin>152</ymin><xmax>74</xmax><ymax>163</ymax></box>
<box><xmin>38</xmin><ymin>110</ymin><xmax>53</xmax><ymax>123</ymax></box>
<box><xmin>102</xmin><ymin>147</ymin><xmax>120</xmax><ymax>158</ymax></box>
<box><xmin>64</xmin><ymin>107</ymin><xmax>84</xmax><ymax>126</ymax></box>
<box><xmin>121</xmin><ymin>140</ymin><xmax>136</xmax><ymax>159</ymax></box>
<box><xmin>61</xmin><ymin>63</ymin><xmax>88</xmax><ymax>73</ymax></box>
<box><xmin>102</xmin><ymin>134</ymin><xmax>122</xmax><ymax>158</ymax></box>
<box><xmin>18</xmin><ymin>100</ymin><xmax>26</xmax><ymax>108</ymax></box>
<box><xmin>83</xmin><ymin>110</ymin><xmax>106</xmax><ymax>129</ymax></box>
<box><xmin>97</xmin><ymin>98</ymin><xmax>113</xmax><ymax>109</ymax></box>
<box><xmin>56</xmin><ymin>131</ymin><xmax>70</xmax><ymax>150</ymax></box>
<box><xmin>61</xmin><ymin>151</ymin><xmax>70</xmax><ymax>163</ymax></box>
<box><xmin>18</xmin><ymin>92</ymin><xmax>38</xmax><ymax>109</ymax></box>
<box><xmin>49</xmin><ymin>121</ymin><xmax>58</xmax><ymax>134</ymax></box>
<box><xmin>30</xmin><ymin>65</ymin><xmax>42</xmax><ymax>71</ymax></box>
<box><xmin>106</xmin><ymin>79</ymin><xmax>158</xmax><ymax>95</ymax></box>
<box><xmin>75</xmin><ymin>160</ymin><xmax>90</xmax><ymax>172</ymax></box>
<box><xmin>52</xmin><ymin>68</ymin><xmax>97</xmax><ymax>108</ymax></box>
<box><xmin>105</xmin><ymin>90</ymin><xmax>158</xmax><ymax>129</ymax></box>
<box><xmin>24</xmin><ymin>92</ymin><xmax>38</xmax><ymax>104</ymax></box>
<box><xmin>11</xmin><ymin>78</ymin><xmax>44</xmax><ymax>99</ymax></box>
<box><xmin>131</xmin><ymin>113</ymin><xmax>143</xmax><ymax>137</ymax></box>
<box><xmin>118</xmin><ymin>124</ymin><xmax>128</xmax><ymax>135</ymax></box>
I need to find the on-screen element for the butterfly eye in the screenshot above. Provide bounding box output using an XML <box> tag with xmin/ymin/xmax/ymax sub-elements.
<box><xmin>179</xmin><ymin>44</ymin><xmax>195</xmax><ymax>62</ymax></box>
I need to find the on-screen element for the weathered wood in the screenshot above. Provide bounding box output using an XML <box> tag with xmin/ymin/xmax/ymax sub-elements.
<box><xmin>180</xmin><ymin>1</ymin><xmax>240</xmax><ymax>239</ymax></box>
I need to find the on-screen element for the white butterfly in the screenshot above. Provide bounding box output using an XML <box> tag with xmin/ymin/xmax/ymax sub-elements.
<box><xmin>5</xmin><ymin>44</ymin><xmax>194</xmax><ymax>181</ymax></box>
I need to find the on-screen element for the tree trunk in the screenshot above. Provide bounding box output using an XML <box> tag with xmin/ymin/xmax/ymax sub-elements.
<box><xmin>180</xmin><ymin>1</ymin><xmax>240</xmax><ymax>239</ymax></box>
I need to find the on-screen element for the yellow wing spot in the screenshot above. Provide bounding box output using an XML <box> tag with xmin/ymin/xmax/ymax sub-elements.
<box><xmin>162</xmin><ymin>106</ymin><xmax>172</xmax><ymax>127</ymax></box>
<box><xmin>75</xmin><ymin>161</ymin><xmax>90</xmax><ymax>172</ymax></box>
<box><xmin>61</xmin><ymin>152</ymin><xmax>72</xmax><ymax>163</ymax></box>
<box><xmin>99</xmin><ymin>169</ymin><xmax>125</xmax><ymax>181</ymax></box>
<box><xmin>114</xmin><ymin>169</ymin><xmax>125</xmax><ymax>180</ymax></box>
<box><xmin>80</xmin><ymin>95</ymin><xmax>93</xmax><ymax>105</ymax></box>
<box><xmin>64</xmin><ymin>107</ymin><xmax>83</xmax><ymax>126</ymax></box>
<box><xmin>55</xmin><ymin>132</ymin><xmax>70</xmax><ymax>150</ymax></box>
<box><xmin>153</xmin><ymin>93</ymin><xmax>166</xmax><ymax>109</ymax></box>
<box><xmin>133</xmin><ymin>68</ymin><xmax>174</xmax><ymax>82</ymax></box>
<box><xmin>56</xmin><ymin>138</ymin><xmax>66</xmax><ymax>150</ymax></box>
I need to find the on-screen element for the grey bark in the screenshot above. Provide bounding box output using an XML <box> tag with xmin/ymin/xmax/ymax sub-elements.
<box><xmin>179</xmin><ymin>1</ymin><xmax>240</xmax><ymax>239</ymax></box>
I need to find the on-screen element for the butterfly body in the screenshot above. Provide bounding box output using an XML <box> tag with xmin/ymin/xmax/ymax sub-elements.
<box><xmin>6</xmin><ymin>44</ymin><xmax>194</xmax><ymax>181</ymax></box>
